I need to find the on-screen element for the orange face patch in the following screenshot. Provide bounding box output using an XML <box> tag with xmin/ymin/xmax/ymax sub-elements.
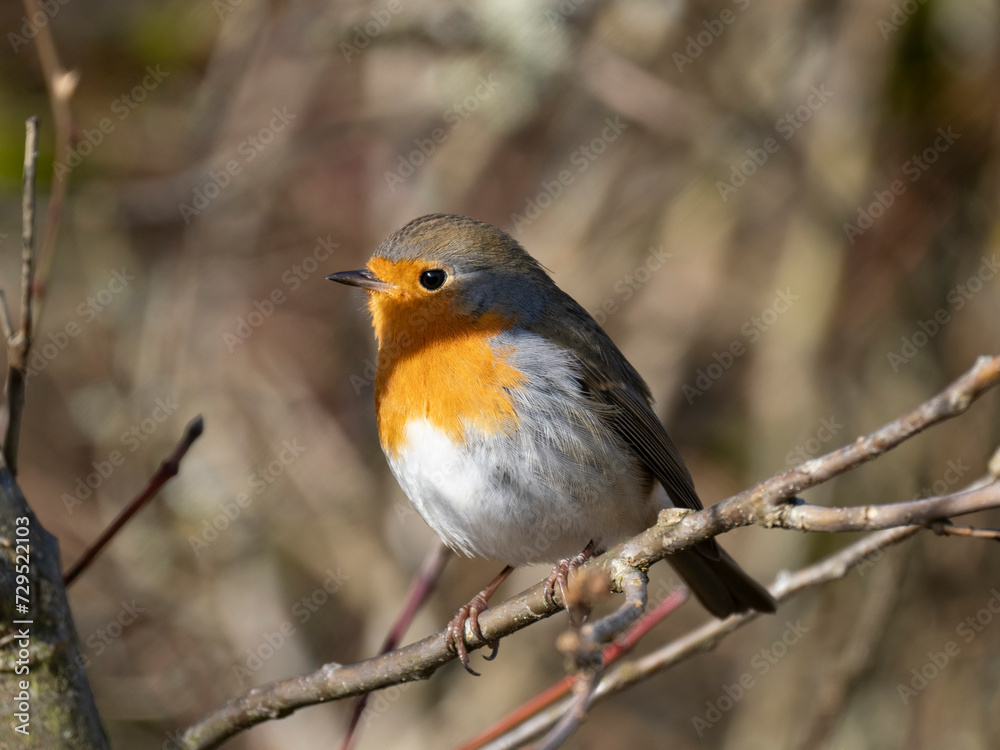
<box><xmin>365</xmin><ymin>257</ymin><xmax>525</xmax><ymax>457</ymax></box>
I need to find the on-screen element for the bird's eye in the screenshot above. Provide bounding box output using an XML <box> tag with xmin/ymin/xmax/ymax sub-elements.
<box><xmin>419</xmin><ymin>269</ymin><xmax>447</xmax><ymax>291</ymax></box>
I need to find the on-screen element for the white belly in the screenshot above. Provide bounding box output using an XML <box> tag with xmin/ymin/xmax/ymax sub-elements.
<box><xmin>387</xmin><ymin>414</ymin><xmax>653</xmax><ymax>567</ymax></box>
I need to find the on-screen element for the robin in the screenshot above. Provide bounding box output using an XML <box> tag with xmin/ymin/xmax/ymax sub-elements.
<box><xmin>329</xmin><ymin>214</ymin><xmax>776</xmax><ymax>672</ymax></box>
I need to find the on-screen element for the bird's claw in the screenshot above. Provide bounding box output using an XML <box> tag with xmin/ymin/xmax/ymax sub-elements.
<box><xmin>543</xmin><ymin>544</ymin><xmax>596</xmax><ymax>625</ymax></box>
<box><xmin>446</xmin><ymin>592</ymin><xmax>497</xmax><ymax>675</ymax></box>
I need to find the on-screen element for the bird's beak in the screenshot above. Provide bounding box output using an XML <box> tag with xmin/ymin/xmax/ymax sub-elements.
<box><xmin>326</xmin><ymin>269</ymin><xmax>395</xmax><ymax>293</ymax></box>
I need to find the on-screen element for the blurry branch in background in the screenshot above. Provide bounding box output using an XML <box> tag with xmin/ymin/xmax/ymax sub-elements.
<box><xmin>0</xmin><ymin>117</ymin><xmax>109</xmax><ymax>750</ymax></box>
<box><xmin>339</xmin><ymin>541</ymin><xmax>451</xmax><ymax>750</ymax></box>
<box><xmin>177</xmin><ymin>355</ymin><xmax>1000</xmax><ymax>750</ymax></box>
<box><xmin>0</xmin><ymin>116</ymin><xmax>204</xmax><ymax>750</ymax></box>
<box><xmin>63</xmin><ymin>415</ymin><xmax>205</xmax><ymax>586</ymax></box>
<box><xmin>1</xmin><ymin>117</ymin><xmax>38</xmax><ymax>475</ymax></box>
<box><xmin>789</xmin><ymin>546</ymin><xmax>904</xmax><ymax>750</ymax></box>
<box><xmin>22</xmin><ymin>0</ymin><xmax>79</xmax><ymax>328</ymax></box>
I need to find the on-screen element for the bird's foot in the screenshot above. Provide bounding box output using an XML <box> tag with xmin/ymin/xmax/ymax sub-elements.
<box><xmin>446</xmin><ymin>592</ymin><xmax>497</xmax><ymax>676</ymax></box>
<box><xmin>446</xmin><ymin>565</ymin><xmax>513</xmax><ymax>675</ymax></box>
<box><xmin>543</xmin><ymin>541</ymin><xmax>597</xmax><ymax>625</ymax></box>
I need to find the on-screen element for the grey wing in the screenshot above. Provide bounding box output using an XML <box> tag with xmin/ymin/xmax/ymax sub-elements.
<box><xmin>574</xmin><ymin>357</ymin><xmax>723</xmax><ymax>560</ymax></box>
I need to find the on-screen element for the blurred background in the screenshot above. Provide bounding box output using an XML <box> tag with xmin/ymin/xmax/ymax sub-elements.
<box><xmin>2</xmin><ymin>0</ymin><xmax>1000</xmax><ymax>748</ymax></box>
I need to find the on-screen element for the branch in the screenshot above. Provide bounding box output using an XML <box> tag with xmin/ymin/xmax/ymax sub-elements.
<box><xmin>481</xmin><ymin>525</ymin><xmax>925</xmax><ymax>749</ymax></box>
<box><xmin>177</xmin><ymin>354</ymin><xmax>1000</xmax><ymax>750</ymax></box>
<box><xmin>3</xmin><ymin>116</ymin><xmax>39</xmax><ymax>474</ymax></box>
<box><xmin>929</xmin><ymin>520</ymin><xmax>1000</xmax><ymax>540</ymax></box>
<box><xmin>63</xmin><ymin>415</ymin><xmax>205</xmax><ymax>586</ymax></box>
<box><xmin>617</xmin><ymin>354</ymin><xmax>1000</xmax><ymax>570</ymax></box>
<box><xmin>22</xmin><ymin>0</ymin><xmax>79</xmax><ymax>328</ymax></box>
<box><xmin>771</xmin><ymin>482</ymin><xmax>1000</xmax><ymax>532</ymax></box>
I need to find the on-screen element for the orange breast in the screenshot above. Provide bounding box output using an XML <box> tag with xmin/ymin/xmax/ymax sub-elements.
<box><xmin>368</xmin><ymin>273</ymin><xmax>525</xmax><ymax>457</ymax></box>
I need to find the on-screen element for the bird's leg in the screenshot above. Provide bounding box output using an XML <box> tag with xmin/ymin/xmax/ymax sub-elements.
<box><xmin>544</xmin><ymin>540</ymin><xmax>597</xmax><ymax>625</ymax></box>
<box><xmin>446</xmin><ymin>564</ymin><xmax>514</xmax><ymax>676</ymax></box>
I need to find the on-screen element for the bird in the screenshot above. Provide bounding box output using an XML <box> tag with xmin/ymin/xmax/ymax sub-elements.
<box><xmin>328</xmin><ymin>214</ymin><xmax>776</xmax><ymax>672</ymax></box>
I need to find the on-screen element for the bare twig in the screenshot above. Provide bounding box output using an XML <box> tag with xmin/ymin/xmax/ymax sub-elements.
<box><xmin>928</xmin><ymin>521</ymin><xmax>1000</xmax><ymax>541</ymax></box>
<box><xmin>2</xmin><ymin>117</ymin><xmax>40</xmax><ymax>475</ymax></box>
<box><xmin>618</xmin><ymin>355</ymin><xmax>1000</xmax><ymax>571</ymax></box>
<box><xmin>771</xmin><ymin>483</ymin><xmax>1000</xmax><ymax>533</ymax></box>
<box><xmin>177</xmin><ymin>356</ymin><xmax>1000</xmax><ymax>750</ymax></box>
<box><xmin>63</xmin><ymin>415</ymin><xmax>205</xmax><ymax>586</ymax></box>
<box><xmin>0</xmin><ymin>290</ymin><xmax>13</xmax><ymax>341</ymax></box>
<box><xmin>22</xmin><ymin>0</ymin><xmax>78</xmax><ymax>327</ymax></box>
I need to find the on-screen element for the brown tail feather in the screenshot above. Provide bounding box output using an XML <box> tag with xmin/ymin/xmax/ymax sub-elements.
<box><xmin>668</xmin><ymin>544</ymin><xmax>776</xmax><ymax>617</ymax></box>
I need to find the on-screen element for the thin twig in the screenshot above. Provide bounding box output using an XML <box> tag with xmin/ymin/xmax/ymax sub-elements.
<box><xmin>772</xmin><ymin>482</ymin><xmax>1000</xmax><ymax>532</ymax></box>
<box><xmin>0</xmin><ymin>290</ymin><xmax>13</xmax><ymax>341</ymax></box>
<box><xmin>63</xmin><ymin>415</ymin><xmax>205</xmax><ymax>586</ymax></box>
<box><xmin>3</xmin><ymin>116</ymin><xmax>40</xmax><ymax>475</ymax></box>
<box><xmin>928</xmin><ymin>521</ymin><xmax>1000</xmax><ymax>541</ymax></box>
<box><xmin>618</xmin><ymin>354</ymin><xmax>1000</xmax><ymax>571</ymax></box>
<box><xmin>22</xmin><ymin>0</ymin><xmax>78</xmax><ymax>328</ymax></box>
